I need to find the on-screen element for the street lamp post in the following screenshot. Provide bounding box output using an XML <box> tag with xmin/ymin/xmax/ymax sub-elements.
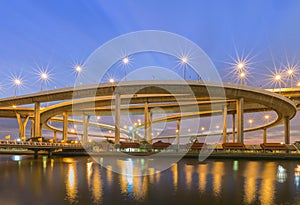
<box><xmin>40</xmin><ymin>72</ymin><xmax>48</xmax><ymax>91</ymax></box>
<box><xmin>273</xmin><ymin>73</ymin><xmax>283</xmax><ymax>91</ymax></box>
<box><xmin>181</xmin><ymin>57</ymin><xmax>188</xmax><ymax>80</ymax></box>
<box><xmin>122</xmin><ymin>57</ymin><xmax>129</xmax><ymax>81</ymax></box>
<box><xmin>74</xmin><ymin>65</ymin><xmax>82</xmax><ymax>80</ymax></box>
<box><xmin>235</xmin><ymin>61</ymin><xmax>247</xmax><ymax>85</ymax></box>
<box><xmin>239</xmin><ymin>71</ymin><xmax>246</xmax><ymax>85</ymax></box>
<box><xmin>13</xmin><ymin>78</ymin><xmax>22</xmax><ymax>97</ymax></box>
<box><xmin>286</xmin><ymin>67</ymin><xmax>295</xmax><ymax>87</ymax></box>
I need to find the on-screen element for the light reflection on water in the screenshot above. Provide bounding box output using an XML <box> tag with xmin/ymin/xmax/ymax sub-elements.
<box><xmin>212</xmin><ymin>161</ymin><xmax>224</xmax><ymax>197</ymax></box>
<box><xmin>0</xmin><ymin>155</ymin><xmax>300</xmax><ymax>205</ymax></box>
<box><xmin>198</xmin><ymin>163</ymin><xmax>207</xmax><ymax>193</ymax></box>
<box><xmin>243</xmin><ymin>161</ymin><xmax>259</xmax><ymax>204</ymax></box>
<box><xmin>259</xmin><ymin>162</ymin><xmax>276</xmax><ymax>205</ymax></box>
<box><xmin>65</xmin><ymin>163</ymin><xmax>78</xmax><ymax>204</ymax></box>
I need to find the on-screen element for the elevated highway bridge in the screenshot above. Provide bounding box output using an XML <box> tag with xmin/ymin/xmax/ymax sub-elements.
<box><xmin>0</xmin><ymin>80</ymin><xmax>299</xmax><ymax>145</ymax></box>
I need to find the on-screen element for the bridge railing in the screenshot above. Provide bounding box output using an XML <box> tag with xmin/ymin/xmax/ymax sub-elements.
<box><xmin>0</xmin><ymin>140</ymin><xmax>84</xmax><ymax>148</ymax></box>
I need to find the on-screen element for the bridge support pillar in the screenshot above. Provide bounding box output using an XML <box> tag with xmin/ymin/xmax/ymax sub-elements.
<box><xmin>30</xmin><ymin>120</ymin><xmax>34</xmax><ymax>138</ymax></box>
<box><xmin>34</xmin><ymin>102</ymin><xmax>41</xmax><ymax>137</ymax></box>
<box><xmin>222</xmin><ymin>105</ymin><xmax>227</xmax><ymax>143</ymax></box>
<box><xmin>263</xmin><ymin>128</ymin><xmax>267</xmax><ymax>143</ymax></box>
<box><xmin>83</xmin><ymin>115</ymin><xmax>90</xmax><ymax>144</ymax></box>
<box><xmin>63</xmin><ymin>112</ymin><xmax>68</xmax><ymax>142</ymax></box>
<box><xmin>176</xmin><ymin>119</ymin><xmax>180</xmax><ymax>151</ymax></box>
<box><xmin>284</xmin><ymin>116</ymin><xmax>290</xmax><ymax>144</ymax></box>
<box><xmin>115</xmin><ymin>93</ymin><xmax>121</xmax><ymax>145</ymax></box>
<box><xmin>149</xmin><ymin>112</ymin><xmax>153</xmax><ymax>143</ymax></box>
<box><xmin>16</xmin><ymin>113</ymin><xmax>30</xmax><ymax>141</ymax></box>
<box><xmin>236</xmin><ymin>98</ymin><xmax>244</xmax><ymax>143</ymax></box>
<box><xmin>144</xmin><ymin>102</ymin><xmax>149</xmax><ymax>142</ymax></box>
<box><xmin>53</xmin><ymin>131</ymin><xmax>57</xmax><ymax>142</ymax></box>
<box><xmin>232</xmin><ymin>114</ymin><xmax>235</xmax><ymax>143</ymax></box>
<box><xmin>144</xmin><ymin>102</ymin><xmax>152</xmax><ymax>143</ymax></box>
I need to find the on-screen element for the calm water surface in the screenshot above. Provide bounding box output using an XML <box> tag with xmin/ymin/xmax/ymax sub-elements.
<box><xmin>0</xmin><ymin>155</ymin><xmax>300</xmax><ymax>205</ymax></box>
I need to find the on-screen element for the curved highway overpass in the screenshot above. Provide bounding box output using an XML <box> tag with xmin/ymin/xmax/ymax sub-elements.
<box><xmin>0</xmin><ymin>80</ymin><xmax>298</xmax><ymax>145</ymax></box>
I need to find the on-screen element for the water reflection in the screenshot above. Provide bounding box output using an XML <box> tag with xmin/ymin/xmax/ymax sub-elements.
<box><xmin>197</xmin><ymin>163</ymin><xmax>207</xmax><ymax>193</ymax></box>
<box><xmin>294</xmin><ymin>165</ymin><xmax>300</xmax><ymax>188</ymax></box>
<box><xmin>0</xmin><ymin>156</ymin><xmax>299</xmax><ymax>205</ymax></box>
<box><xmin>277</xmin><ymin>165</ymin><xmax>287</xmax><ymax>183</ymax></box>
<box><xmin>65</xmin><ymin>163</ymin><xmax>78</xmax><ymax>204</ymax></box>
<box><xmin>118</xmin><ymin>159</ymin><xmax>148</xmax><ymax>201</ymax></box>
<box><xmin>106</xmin><ymin>165</ymin><xmax>113</xmax><ymax>186</ymax></box>
<box><xmin>184</xmin><ymin>165</ymin><xmax>193</xmax><ymax>189</ymax></box>
<box><xmin>233</xmin><ymin>160</ymin><xmax>239</xmax><ymax>171</ymax></box>
<box><xmin>243</xmin><ymin>161</ymin><xmax>259</xmax><ymax>204</ymax></box>
<box><xmin>259</xmin><ymin>162</ymin><xmax>276</xmax><ymax>205</ymax></box>
<box><xmin>155</xmin><ymin>169</ymin><xmax>161</xmax><ymax>183</ymax></box>
<box><xmin>212</xmin><ymin>162</ymin><xmax>224</xmax><ymax>196</ymax></box>
<box><xmin>172</xmin><ymin>163</ymin><xmax>178</xmax><ymax>191</ymax></box>
<box><xmin>91</xmin><ymin>165</ymin><xmax>103</xmax><ymax>204</ymax></box>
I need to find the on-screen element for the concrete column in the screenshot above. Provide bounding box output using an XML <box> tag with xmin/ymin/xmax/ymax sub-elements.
<box><xmin>31</xmin><ymin>120</ymin><xmax>34</xmax><ymax>138</ymax></box>
<box><xmin>284</xmin><ymin>116</ymin><xmax>290</xmax><ymax>144</ymax></box>
<box><xmin>144</xmin><ymin>102</ymin><xmax>152</xmax><ymax>143</ymax></box>
<box><xmin>144</xmin><ymin>102</ymin><xmax>149</xmax><ymax>142</ymax></box>
<box><xmin>232</xmin><ymin>114</ymin><xmax>235</xmax><ymax>143</ymax></box>
<box><xmin>236</xmin><ymin>98</ymin><xmax>244</xmax><ymax>143</ymax></box>
<box><xmin>63</xmin><ymin>112</ymin><xmax>68</xmax><ymax>142</ymax></box>
<box><xmin>222</xmin><ymin>105</ymin><xmax>227</xmax><ymax>143</ymax></box>
<box><xmin>176</xmin><ymin>119</ymin><xmax>180</xmax><ymax>149</ymax></box>
<box><xmin>53</xmin><ymin>131</ymin><xmax>57</xmax><ymax>142</ymax></box>
<box><xmin>148</xmin><ymin>112</ymin><xmax>153</xmax><ymax>143</ymax></box>
<box><xmin>16</xmin><ymin>113</ymin><xmax>30</xmax><ymax>141</ymax></box>
<box><xmin>115</xmin><ymin>93</ymin><xmax>121</xmax><ymax>145</ymax></box>
<box><xmin>83</xmin><ymin>115</ymin><xmax>90</xmax><ymax>144</ymax></box>
<box><xmin>34</xmin><ymin>102</ymin><xmax>41</xmax><ymax>137</ymax></box>
<box><xmin>263</xmin><ymin>128</ymin><xmax>267</xmax><ymax>143</ymax></box>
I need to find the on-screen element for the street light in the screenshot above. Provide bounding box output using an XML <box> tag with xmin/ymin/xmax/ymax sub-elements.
<box><xmin>181</xmin><ymin>56</ymin><xmax>188</xmax><ymax>80</ymax></box>
<box><xmin>109</xmin><ymin>78</ymin><xmax>114</xmax><ymax>83</ymax></box>
<box><xmin>272</xmin><ymin>73</ymin><xmax>284</xmax><ymax>90</ymax></box>
<box><xmin>286</xmin><ymin>66</ymin><xmax>296</xmax><ymax>87</ymax></box>
<box><xmin>236</xmin><ymin>61</ymin><xmax>246</xmax><ymax>70</ymax></box>
<box><xmin>74</xmin><ymin>65</ymin><xmax>82</xmax><ymax>79</ymax></box>
<box><xmin>248</xmin><ymin>119</ymin><xmax>253</xmax><ymax>127</ymax></box>
<box><xmin>239</xmin><ymin>71</ymin><xmax>247</xmax><ymax>85</ymax></box>
<box><xmin>264</xmin><ymin>114</ymin><xmax>270</xmax><ymax>122</ymax></box>
<box><xmin>275</xmin><ymin>74</ymin><xmax>281</xmax><ymax>80</ymax></box>
<box><xmin>122</xmin><ymin>56</ymin><xmax>129</xmax><ymax>80</ymax></box>
<box><xmin>40</xmin><ymin>72</ymin><xmax>48</xmax><ymax>91</ymax></box>
<box><xmin>122</xmin><ymin>57</ymin><xmax>129</xmax><ymax>64</ymax></box>
<box><xmin>13</xmin><ymin>78</ymin><xmax>22</xmax><ymax>96</ymax></box>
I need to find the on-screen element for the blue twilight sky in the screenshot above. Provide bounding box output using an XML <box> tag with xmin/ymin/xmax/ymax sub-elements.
<box><xmin>0</xmin><ymin>0</ymin><xmax>300</xmax><ymax>143</ymax></box>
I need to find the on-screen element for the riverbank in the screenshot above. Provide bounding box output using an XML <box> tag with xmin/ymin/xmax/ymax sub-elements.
<box><xmin>53</xmin><ymin>151</ymin><xmax>300</xmax><ymax>160</ymax></box>
<box><xmin>1</xmin><ymin>149</ymin><xmax>300</xmax><ymax>160</ymax></box>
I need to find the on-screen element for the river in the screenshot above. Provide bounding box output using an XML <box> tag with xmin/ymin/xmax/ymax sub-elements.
<box><xmin>0</xmin><ymin>155</ymin><xmax>299</xmax><ymax>205</ymax></box>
